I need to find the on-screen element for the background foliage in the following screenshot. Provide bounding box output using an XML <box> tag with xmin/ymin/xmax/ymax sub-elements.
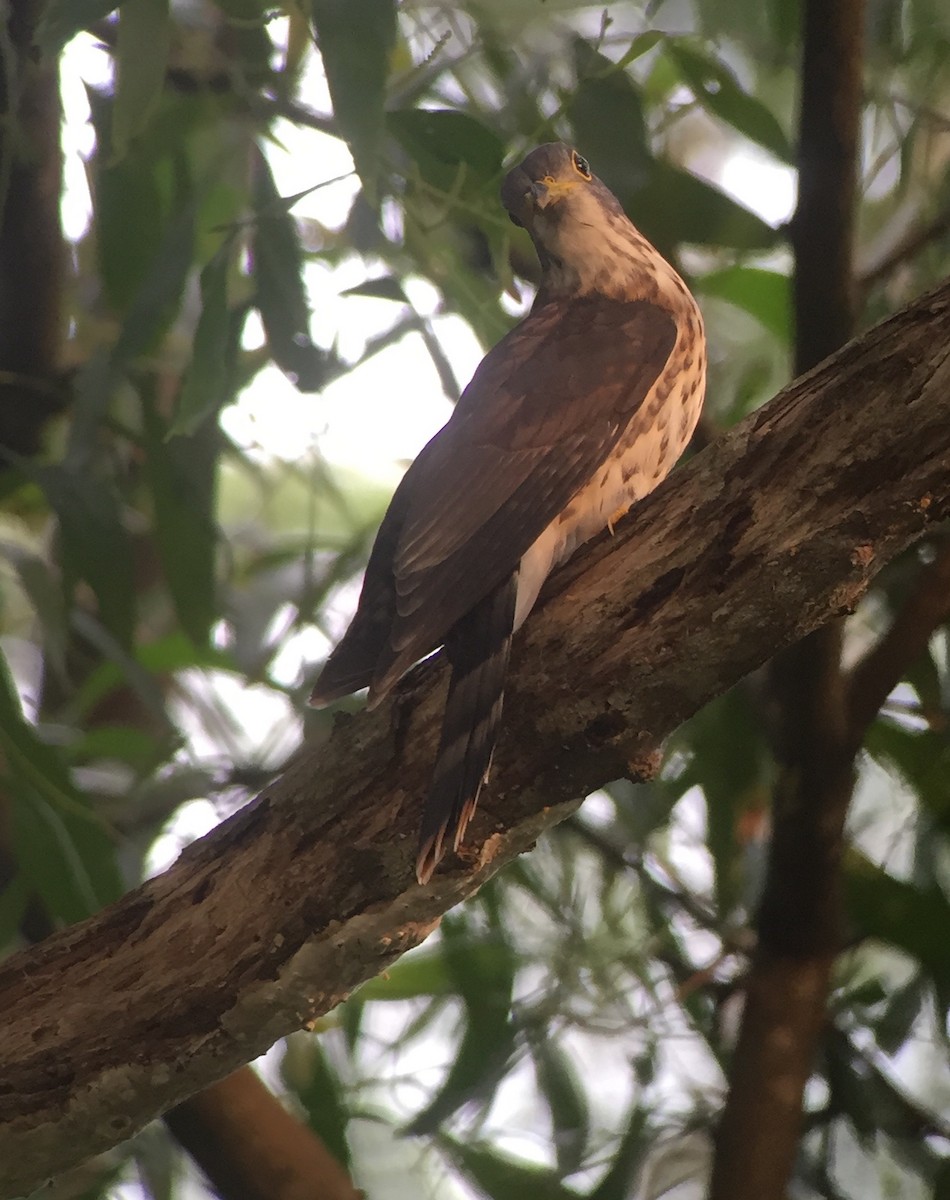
<box><xmin>2</xmin><ymin>0</ymin><xmax>950</xmax><ymax>1197</ymax></box>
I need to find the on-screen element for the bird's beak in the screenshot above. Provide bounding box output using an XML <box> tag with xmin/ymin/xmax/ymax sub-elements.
<box><xmin>501</xmin><ymin>169</ymin><xmax>578</xmax><ymax>227</ymax></box>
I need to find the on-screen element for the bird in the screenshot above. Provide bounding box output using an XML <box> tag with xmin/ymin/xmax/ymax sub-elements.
<box><xmin>309</xmin><ymin>142</ymin><xmax>706</xmax><ymax>884</ymax></box>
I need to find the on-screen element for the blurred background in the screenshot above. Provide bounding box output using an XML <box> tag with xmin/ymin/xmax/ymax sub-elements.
<box><xmin>2</xmin><ymin>0</ymin><xmax>950</xmax><ymax>1197</ymax></box>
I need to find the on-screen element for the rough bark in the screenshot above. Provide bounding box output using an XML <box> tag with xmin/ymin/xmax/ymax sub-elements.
<box><xmin>0</xmin><ymin>282</ymin><xmax>949</xmax><ymax>1196</ymax></box>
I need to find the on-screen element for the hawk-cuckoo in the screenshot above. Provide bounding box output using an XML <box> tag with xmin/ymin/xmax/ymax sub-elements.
<box><xmin>310</xmin><ymin>143</ymin><xmax>706</xmax><ymax>883</ymax></box>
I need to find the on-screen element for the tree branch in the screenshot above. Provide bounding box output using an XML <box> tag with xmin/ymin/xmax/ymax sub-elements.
<box><xmin>1</xmin><ymin>282</ymin><xmax>950</xmax><ymax>1196</ymax></box>
<box><xmin>711</xmin><ymin>2</ymin><xmax>866</xmax><ymax>1195</ymax></box>
<box><xmin>858</xmin><ymin>207</ymin><xmax>950</xmax><ymax>294</ymax></box>
<box><xmin>847</xmin><ymin>539</ymin><xmax>950</xmax><ymax>737</ymax></box>
<box><xmin>165</xmin><ymin>1071</ymin><xmax>362</xmax><ymax>1200</ymax></box>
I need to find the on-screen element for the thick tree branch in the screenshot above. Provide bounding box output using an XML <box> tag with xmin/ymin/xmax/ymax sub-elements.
<box><xmin>165</xmin><ymin>1071</ymin><xmax>362</xmax><ymax>1200</ymax></box>
<box><xmin>0</xmin><ymin>283</ymin><xmax>949</xmax><ymax>1196</ymax></box>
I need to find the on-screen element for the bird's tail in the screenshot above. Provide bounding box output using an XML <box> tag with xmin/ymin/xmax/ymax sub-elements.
<box><xmin>416</xmin><ymin>570</ymin><xmax>519</xmax><ymax>884</ymax></box>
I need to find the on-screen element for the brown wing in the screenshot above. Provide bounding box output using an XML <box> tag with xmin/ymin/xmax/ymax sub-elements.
<box><xmin>310</xmin><ymin>293</ymin><xmax>675</xmax><ymax>706</ymax></box>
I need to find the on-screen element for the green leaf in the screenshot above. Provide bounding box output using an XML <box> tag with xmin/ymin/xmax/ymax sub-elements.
<box><xmin>356</xmin><ymin>946</ymin><xmax>454</xmax><ymax>999</ymax></box>
<box><xmin>113</xmin><ymin>201</ymin><xmax>197</xmax><ymax>364</ymax></box>
<box><xmin>388</xmin><ymin>109</ymin><xmax>506</xmax><ymax>191</ymax></box>
<box><xmin>874</xmin><ymin>973</ymin><xmax>926</xmax><ymax>1056</ymax></box>
<box><xmin>675</xmin><ymin>688</ymin><xmax>770</xmax><ymax>914</ymax></box>
<box><xmin>935</xmin><ymin>1157</ymin><xmax>950</xmax><ymax>1200</ymax></box>
<box><xmin>142</xmin><ymin>393</ymin><xmax>219</xmax><ymax>647</ymax></box>
<box><xmin>615</xmin><ymin>30</ymin><xmax>666</xmax><ymax>69</ymax></box>
<box><xmin>700</xmin><ymin>266</ymin><xmax>792</xmax><ymax>342</ymax></box>
<box><xmin>0</xmin><ymin>874</ymin><xmax>30</xmax><ymax>952</ymax></box>
<box><xmin>213</xmin><ymin>0</ymin><xmax>273</xmax><ymax>82</ymax></box>
<box><xmin>92</xmin><ymin>127</ymin><xmax>172</xmax><ymax>313</ymax></box>
<box><xmin>866</xmin><ymin>722</ymin><xmax>950</xmax><ymax>831</ymax></box>
<box><xmin>0</xmin><ymin>541</ymin><xmax>68</xmax><ymax>680</ymax></box>
<box><xmin>438</xmin><ymin>1137</ymin><xmax>579</xmax><ymax>1200</ymax></box>
<box><xmin>311</xmin><ymin>0</ymin><xmax>396</xmax><ymax>200</ymax></box>
<box><xmin>589</xmin><ymin>1105</ymin><xmax>648</xmax><ymax>1200</ymax></box>
<box><xmin>666</xmin><ymin>42</ymin><xmax>792</xmax><ymax>162</ymax></box>
<box><xmin>112</xmin><ymin>0</ymin><xmax>172</xmax><ymax>161</ymax></box>
<box><xmin>171</xmin><ymin>245</ymin><xmax>236</xmax><ymax>437</ymax></box>
<box><xmin>66</xmin><ymin>726</ymin><xmax>163</xmax><ymax>770</ymax></box>
<box><xmin>845</xmin><ymin>853</ymin><xmax>950</xmax><ymax>988</ymax></box>
<box><xmin>252</xmin><ymin>154</ymin><xmax>327</xmax><ymax>391</ymax></box>
<box><xmin>568</xmin><ymin>39</ymin><xmax>652</xmax><ymax>195</ymax></box>
<box><xmin>0</xmin><ymin>652</ymin><xmax>122</xmax><ymax>923</ymax></box>
<box><xmin>341</xmin><ymin>276</ymin><xmax>409</xmax><ymax>303</ymax></box>
<box><xmin>72</xmin><ymin>632</ymin><xmax>233</xmax><ymax>722</ymax></box>
<box><xmin>530</xmin><ymin>1037</ymin><xmax>589</xmax><ymax>1176</ymax></box>
<box><xmin>35</xmin><ymin>463</ymin><xmax>137</xmax><ymax>650</ymax></box>
<box><xmin>406</xmin><ymin>910</ymin><xmax>516</xmax><ymax>1134</ymax></box>
<box><xmin>283</xmin><ymin>1040</ymin><xmax>351</xmax><ymax>1168</ymax></box>
<box><xmin>632</xmin><ymin>161</ymin><xmax>780</xmax><ymax>253</ymax></box>
<box><xmin>35</xmin><ymin>0</ymin><xmax>124</xmax><ymax>54</ymax></box>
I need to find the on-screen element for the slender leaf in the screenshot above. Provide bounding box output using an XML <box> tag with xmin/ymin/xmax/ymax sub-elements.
<box><xmin>66</xmin><ymin>726</ymin><xmax>163</xmax><ymax>770</ymax></box>
<box><xmin>113</xmin><ymin>201</ymin><xmax>197</xmax><ymax>365</ymax></box>
<box><xmin>341</xmin><ymin>276</ymin><xmax>409</xmax><ymax>303</ymax></box>
<box><xmin>252</xmin><ymin>154</ymin><xmax>327</xmax><ymax>391</ymax></box>
<box><xmin>874</xmin><ymin>973</ymin><xmax>927</xmax><ymax>1056</ymax></box>
<box><xmin>589</xmin><ymin>1105</ymin><xmax>648</xmax><ymax>1200</ymax></box>
<box><xmin>283</xmin><ymin>1040</ymin><xmax>351</xmax><ymax>1168</ymax></box>
<box><xmin>667</xmin><ymin>42</ymin><xmax>792</xmax><ymax>161</ymax></box>
<box><xmin>312</xmin><ymin>0</ymin><xmax>396</xmax><ymax>199</ymax></box>
<box><xmin>406</xmin><ymin>911</ymin><xmax>516</xmax><ymax>1134</ymax></box>
<box><xmin>214</xmin><ymin>0</ymin><xmax>272</xmax><ymax>81</ymax></box>
<box><xmin>866</xmin><ymin>722</ymin><xmax>950</xmax><ymax>831</ymax></box>
<box><xmin>845</xmin><ymin>853</ymin><xmax>950</xmax><ymax>988</ymax></box>
<box><xmin>0</xmin><ymin>873</ymin><xmax>30</xmax><ymax>951</ymax></box>
<box><xmin>142</xmin><ymin>393</ymin><xmax>219</xmax><ymax>647</ymax></box>
<box><xmin>0</xmin><ymin>541</ymin><xmax>68</xmax><ymax>679</ymax></box>
<box><xmin>632</xmin><ymin>160</ymin><xmax>780</xmax><ymax>253</ymax></box>
<box><xmin>568</xmin><ymin>39</ymin><xmax>652</xmax><ymax>194</ymax></box>
<box><xmin>35</xmin><ymin>463</ymin><xmax>136</xmax><ymax>650</ymax></box>
<box><xmin>700</xmin><ymin>266</ymin><xmax>792</xmax><ymax>342</ymax></box>
<box><xmin>438</xmin><ymin>1137</ymin><xmax>579</xmax><ymax>1200</ymax></box>
<box><xmin>0</xmin><ymin>652</ymin><xmax>121</xmax><ymax>923</ymax></box>
<box><xmin>356</xmin><ymin>947</ymin><xmax>453</xmax><ymax>999</ymax></box>
<box><xmin>172</xmin><ymin>245</ymin><xmax>236</xmax><ymax>436</ymax></box>
<box><xmin>389</xmin><ymin>109</ymin><xmax>505</xmax><ymax>192</ymax></box>
<box><xmin>676</xmin><ymin>688</ymin><xmax>769</xmax><ymax>914</ymax></box>
<box><xmin>615</xmin><ymin>30</ymin><xmax>666</xmax><ymax>69</ymax></box>
<box><xmin>935</xmin><ymin>1158</ymin><xmax>950</xmax><ymax>1200</ymax></box>
<box><xmin>530</xmin><ymin>1036</ymin><xmax>590</xmax><ymax>1176</ymax></box>
<box><xmin>112</xmin><ymin>0</ymin><xmax>172</xmax><ymax>160</ymax></box>
<box><xmin>35</xmin><ymin>0</ymin><xmax>124</xmax><ymax>54</ymax></box>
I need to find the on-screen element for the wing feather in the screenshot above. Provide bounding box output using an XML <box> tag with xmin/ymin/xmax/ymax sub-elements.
<box><xmin>368</xmin><ymin>293</ymin><xmax>676</xmax><ymax>693</ymax></box>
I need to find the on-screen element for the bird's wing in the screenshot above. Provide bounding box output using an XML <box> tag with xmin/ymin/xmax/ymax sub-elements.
<box><xmin>374</xmin><ymin>292</ymin><xmax>677</xmax><ymax>683</ymax></box>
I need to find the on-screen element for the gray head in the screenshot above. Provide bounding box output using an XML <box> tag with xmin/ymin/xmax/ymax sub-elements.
<box><xmin>500</xmin><ymin>142</ymin><xmax>652</xmax><ymax>297</ymax></box>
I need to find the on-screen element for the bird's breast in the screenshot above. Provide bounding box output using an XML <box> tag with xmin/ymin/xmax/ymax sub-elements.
<box><xmin>514</xmin><ymin>321</ymin><xmax>706</xmax><ymax>631</ymax></box>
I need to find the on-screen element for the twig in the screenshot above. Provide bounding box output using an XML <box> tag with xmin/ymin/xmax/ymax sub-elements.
<box><xmin>847</xmin><ymin>539</ymin><xmax>950</xmax><ymax>739</ymax></box>
<box><xmin>858</xmin><ymin>208</ymin><xmax>950</xmax><ymax>293</ymax></box>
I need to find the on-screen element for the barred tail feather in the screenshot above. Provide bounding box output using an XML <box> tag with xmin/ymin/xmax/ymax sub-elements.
<box><xmin>416</xmin><ymin>570</ymin><xmax>518</xmax><ymax>884</ymax></box>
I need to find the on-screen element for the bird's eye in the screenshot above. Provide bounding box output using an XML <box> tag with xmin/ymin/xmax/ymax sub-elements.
<box><xmin>572</xmin><ymin>152</ymin><xmax>592</xmax><ymax>180</ymax></box>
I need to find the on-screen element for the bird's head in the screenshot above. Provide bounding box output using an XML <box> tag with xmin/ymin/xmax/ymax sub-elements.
<box><xmin>501</xmin><ymin>142</ymin><xmax>655</xmax><ymax>298</ymax></box>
